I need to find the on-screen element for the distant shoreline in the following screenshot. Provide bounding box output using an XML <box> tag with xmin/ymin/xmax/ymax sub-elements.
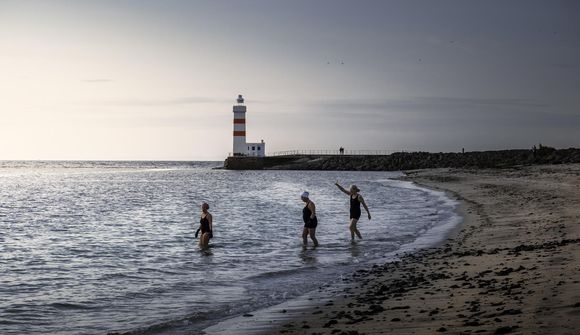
<box><xmin>224</xmin><ymin>147</ymin><xmax>580</xmax><ymax>171</ymax></box>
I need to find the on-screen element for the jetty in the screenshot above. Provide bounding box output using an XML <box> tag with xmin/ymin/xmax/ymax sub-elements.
<box><xmin>223</xmin><ymin>147</ymin><xmax>580</xmax><ymax>171</ymax></box>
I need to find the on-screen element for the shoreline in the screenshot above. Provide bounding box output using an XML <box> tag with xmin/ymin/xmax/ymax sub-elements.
<box><xmin>203</xmin><ymin>164</ymin><xmax>580</xmax><ymax>334</ymax></box>
<box><xmin>200</xmin><ymin>171</ymin><xmax>468</xmax><ymax>334</ymax></box>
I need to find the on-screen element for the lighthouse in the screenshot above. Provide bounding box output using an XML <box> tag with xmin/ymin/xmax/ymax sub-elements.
<box><xmin>232</xmin><ymin>95</ymin><xmax>247</xmax><ymax>156</ymax></box>
<box><xmin>232</xmin><ymin>95</ymin><xmax>266</xmax><ymax>157</ymax></box>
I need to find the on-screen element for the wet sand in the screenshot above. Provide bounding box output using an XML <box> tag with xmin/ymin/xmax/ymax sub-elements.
<box><xmin>204</xmin><ymin>164</ymin><xmax>580</xmax><ymax>334</ymax></box>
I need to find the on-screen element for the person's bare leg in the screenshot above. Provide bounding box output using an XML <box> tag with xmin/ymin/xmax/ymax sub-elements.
<box><xmin>349</xmin><ymin>219</ymin><xmax>362</xmax><ymax>239</ymax></box>
<box><xmin>201</xmin><ymin>233</ymin><xmax>210</xmax><ymax>248</ymax></box>
<box><xmin>349</xmin><ymin>219</ymin><xmax>355</xmax><ymax>240</ymax></box>
<box><xmin>308</xmin><ymin>228</ymin><xmax>318</xmax><ymax>247</ymax></box>
<box><xmin>302</xmin><ymin>228</ymin><xmax>309</xmax><ymax>246</ymax></box>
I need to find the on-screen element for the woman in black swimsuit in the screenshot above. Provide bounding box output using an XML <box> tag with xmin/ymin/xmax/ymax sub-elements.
<box><xmin>335</xmin><ymin>182</ymin><xmax>371</xmax><ymax>240</ymax></box>
<box><xmin>198</xmin><ymin>202</ymin><xmax>213</xmax><ymax>248</ymax></box>
<box><xmin>301</xmin><ymin>191</ymin><xmax>319</xmax><ymax>247</ymax></box>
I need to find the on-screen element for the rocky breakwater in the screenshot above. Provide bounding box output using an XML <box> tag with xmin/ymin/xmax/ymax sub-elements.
<box><xmin>223</xmin><ymin>147</ymin><xmax>580</xmax><ymax>171</ymax></box>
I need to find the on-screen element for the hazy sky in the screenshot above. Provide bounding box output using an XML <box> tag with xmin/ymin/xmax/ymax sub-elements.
<box><xmin>1</xmin><ymin>0</ymin><xmax>578</xmax><ymax>160</ymax></box>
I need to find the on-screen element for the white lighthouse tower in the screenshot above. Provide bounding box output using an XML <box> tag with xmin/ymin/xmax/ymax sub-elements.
<box><xmin>232</xmin><ymin>95</ymin><xmax>247</xmax><ymax>156</ymax></box>
<box><xmin>232</xmin><ymin>95</ymin><xmax>265</xmax><ymax>157</ymax></box>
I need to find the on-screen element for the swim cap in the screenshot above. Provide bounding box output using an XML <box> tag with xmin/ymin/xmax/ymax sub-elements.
<box><xmin>301</xmin><ymin>191</ymin><xmax>309</xmax><ymax>198</ymax></box>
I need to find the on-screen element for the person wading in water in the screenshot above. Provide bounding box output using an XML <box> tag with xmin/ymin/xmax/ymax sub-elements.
<box><xmin>334</xmin><ymin>182</ymin><xmax>371</xmax><ymax>241</ymax></box>
<box><xmin>198</xmin><ymin>202</ymin><xmax>213</xmax><ymax>248</ymax></box>
<box><xmin>300</xmin><ymin>191</ymin><xmax>319</xmax><ymax>247</ymax></box>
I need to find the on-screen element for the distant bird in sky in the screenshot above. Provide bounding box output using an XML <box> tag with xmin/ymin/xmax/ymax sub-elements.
<box><xmin>325</xmin><ymin>60</ymin><xmax>345</xmax><ymax>65</ymax></box>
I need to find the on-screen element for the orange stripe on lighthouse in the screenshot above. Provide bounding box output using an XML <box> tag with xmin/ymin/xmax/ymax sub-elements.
<box><xmin>233</xmin><ymin>119</ymin><xmax>246</xmax><ymax>124</ymax></box>
<box><xmin>233</xmin><ymin>131</ymin><xmax>246</xmax><ymax>136</ymax></box>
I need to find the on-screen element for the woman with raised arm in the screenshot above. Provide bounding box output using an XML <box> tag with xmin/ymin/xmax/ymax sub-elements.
<box><xmin>335</xmin><ymin>182</ymin><xmax>371</xmax><ymax>241</ymax></box>
<box><xmin>300</xmin><ymin>191</ymin><xmax>319</xmax><ymax>247</ymax></box>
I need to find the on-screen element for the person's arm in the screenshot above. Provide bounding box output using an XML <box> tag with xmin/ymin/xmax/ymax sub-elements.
<box><xmin>308</xmin><ymin>202</ymin><xmax>316</xmax><ymax>219</ymax></box>
<box><xmin>207</xmin><ymin>213</ymin><xmax>213</xmax><ymax>231</ymax></box>
<box><xmin>359</xmin><ymin>195</ymin><xmax>371</xmax><ymax>220</ymax></box>
<box><xmin>335</xmin><ymin>181</ymin><xmax>351</xmax><ymax>195</ymax></box>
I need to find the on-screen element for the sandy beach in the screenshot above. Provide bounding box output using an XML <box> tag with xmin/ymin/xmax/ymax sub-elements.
<box><xmin>207</xmin><ymin>164</ymin><xmax>580</xmax><ymax>334</ymax></box>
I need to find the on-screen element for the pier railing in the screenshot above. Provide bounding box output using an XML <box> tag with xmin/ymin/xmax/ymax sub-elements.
<box><xmin>267</xmin><ymin>149</ymin><xmax>404</xmax><ymax>157</ymax></box>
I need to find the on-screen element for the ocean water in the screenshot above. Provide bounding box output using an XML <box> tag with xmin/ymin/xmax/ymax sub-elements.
<box><xmin>0</xmin><ymin>161</ymin><xmax>460</xmax><ymax>335</ymax></box>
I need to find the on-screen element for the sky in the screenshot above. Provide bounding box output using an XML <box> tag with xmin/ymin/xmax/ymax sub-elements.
<box><xmin>0</xmin><ymin>0</ymin><xmax>579</xmax><ymax>160</ymax></box>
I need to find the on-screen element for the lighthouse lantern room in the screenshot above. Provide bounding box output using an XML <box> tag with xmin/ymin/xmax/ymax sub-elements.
<box><xmin>232</xmin><ymin>95</ymin><xmax>266</xmax><ymax>157</ymax></box>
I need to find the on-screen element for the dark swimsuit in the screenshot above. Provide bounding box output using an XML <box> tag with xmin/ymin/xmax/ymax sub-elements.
<box><xmin>350</xmin><ymin>195</ymin><xmax>361</xmax><ymax>220</ymax></box>
<box><xmin>303</xmin><ymin>203</ymin><xmax>318</xmax><ymax>229</ymax></box>
<box><xmin>200</xmin><ymin>215</ymin><xmax>213</xmax><ymax>239</ymax></box>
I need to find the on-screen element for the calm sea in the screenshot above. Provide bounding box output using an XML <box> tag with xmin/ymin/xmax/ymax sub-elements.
<box><xmin>0</xmin><ymin>161</ymin><xmax>460</xmax><ymax>335</ymax></box>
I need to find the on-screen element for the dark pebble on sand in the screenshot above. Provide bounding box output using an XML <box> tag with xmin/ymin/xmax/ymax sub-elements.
<box><xmin>391</xmin><ymin>305</ymin><xmax>410</xmax><ymax>310</ymax></box>
<box><xmin>391</xmin><ymin>317</ymin><xmax>401</xmax><ymax>322</ymax></box>
<box><xmin>495</xmin><ymin>326</ymin><xmax>518</xmax><ymax>334</ymax></box>
<box><xmin>437</xmin><ymin>327</ymin><xmax>447</xmax><ymax>332</ymax></box>
<box><xmin>323</xmin><ymin>320</ymin><xmax>338</xmax><ymax>328</ymax></box>
<box><xmin>242</xmin><ymin>314</ymin><xmax>253</xmax><ymax>317</ymax></box>
<box><xmin>500</xmin><ymin>309</ymin><xmax>522</xmax><ymax>316</ymax></box>
<box><xmin>496</xmin><ymin>267</ymin><xmax>514</xmax><ymax>276</ymax></box>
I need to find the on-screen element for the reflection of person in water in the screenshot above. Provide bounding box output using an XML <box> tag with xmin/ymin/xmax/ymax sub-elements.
<box><xmin>334</xmin><ymin>182</ymin><xmax>371</xmax><ymax>241</ymax></box>
<box><xmin>301</xmin><ymin>191</ymin><xmax>319</xmax><ymax>247</ymax></box>
<box><xmin>198</xmin><ymin>202</ymin><xmax>213</xmax><ymax>248</ymax></box>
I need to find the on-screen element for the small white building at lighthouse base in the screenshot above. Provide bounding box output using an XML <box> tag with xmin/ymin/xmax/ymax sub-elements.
<box><xmin>244</xmin><ymin>140</ymin><xmax>266</xmax><ymax>157</ymax></box>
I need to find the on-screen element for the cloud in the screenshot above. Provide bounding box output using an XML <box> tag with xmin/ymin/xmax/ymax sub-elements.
<box><xmin>301</xmin><ymin>96</ymin><xmax>580</xmax><ymax>132</ymax></box>
<box><xmin>85</xmin><ymin>96</ymin><xmax>281</xmax><ymax>107</ymax></box>
<box><xmin>82</xmin><ymin>79</ymin><xmax>114</xmax><ymax>83</ymax></box>
<box><xmin>305</xmin><ymin>96</ymin><xmax>556</xmax><ymax>122</ymax></box>
<box><xmin>311</xmin><ymin>96</ymin><xmax>548</xmax><ymax>112</ymax></box>
<box><xmin>86</xmin><ymin>96</ymin><xmax>230</xmax><ymax>107</ymax></box>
